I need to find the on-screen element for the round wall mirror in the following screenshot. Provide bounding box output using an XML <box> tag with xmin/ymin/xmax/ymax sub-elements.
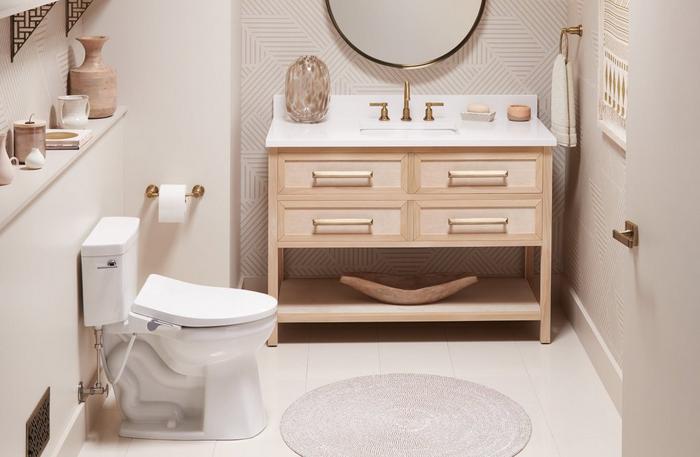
<box><xmin>326</xmin><ymin>0</ymin><xmax>486</xmax><ymax>69</ymax></box>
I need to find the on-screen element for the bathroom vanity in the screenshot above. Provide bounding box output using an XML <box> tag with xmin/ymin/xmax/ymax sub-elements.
<box><xmin>266</xmin><ymin>95</ymin><xmax>557</xmax><ymax>346</ymax></box>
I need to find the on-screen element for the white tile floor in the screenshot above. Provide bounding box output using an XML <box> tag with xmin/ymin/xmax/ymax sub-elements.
<box><xmin>78</xmin><ymin>310</ymin><xmax>621</xmax><ymax>457</ymax></box>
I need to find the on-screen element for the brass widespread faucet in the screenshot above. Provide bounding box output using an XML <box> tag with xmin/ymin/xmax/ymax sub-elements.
<box><xmin>401</xmin><ymin>80</ymin><xmax>412</xmax><ymax>121</ymax></box>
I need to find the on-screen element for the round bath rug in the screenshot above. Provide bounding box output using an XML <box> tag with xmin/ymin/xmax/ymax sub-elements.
<box><xmin>280</xmin><ymin>374</ymin><xmax>531</xmax><ymax>457</ymax></box>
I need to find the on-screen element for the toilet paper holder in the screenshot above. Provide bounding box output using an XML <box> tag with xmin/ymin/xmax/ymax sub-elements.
<box><xmin>145</xmin><ymin>184</ymin><xmax>206</xmax><ymax>199</ymax></box>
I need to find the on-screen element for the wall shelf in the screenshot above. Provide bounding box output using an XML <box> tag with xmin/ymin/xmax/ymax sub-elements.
<box><xmin>277</xmin><ymin>277</ymin><xmax>541</xmax><ymax>324</ymax></box>
<box><xmin>0</xmin><ymin>107</ymin><xmax>127</xmax><ymax>232</ymax></box>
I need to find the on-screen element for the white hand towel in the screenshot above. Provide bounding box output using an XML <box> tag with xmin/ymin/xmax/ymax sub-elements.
<box><xmin>551</xmin><ymin>54</ymin><xmax>577</xmax><ymax>147</ymax></box>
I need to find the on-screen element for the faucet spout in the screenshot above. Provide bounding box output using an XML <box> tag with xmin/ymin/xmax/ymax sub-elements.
<box><xmin>401</xmin><ymin>80</ymin><xmax>412</xmax><ymax>121</ymax></box>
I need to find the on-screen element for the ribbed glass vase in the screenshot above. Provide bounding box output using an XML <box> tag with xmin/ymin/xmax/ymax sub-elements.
<box><xmin>285</xmin><ymin>56</ymin><xmax>330</xmax><ymax>123</ymax></box>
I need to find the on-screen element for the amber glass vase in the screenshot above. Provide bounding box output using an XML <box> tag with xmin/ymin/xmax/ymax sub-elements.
<box><xmin>285</xmin><ymin>56</ymin><xmax>330</xmax><ymax>123</ymax></box>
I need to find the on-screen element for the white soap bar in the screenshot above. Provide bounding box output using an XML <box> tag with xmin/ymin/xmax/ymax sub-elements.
<box><xmin>468</xmin><ymin>103</ymin><xmax>490</xmax><ymax>114</ymax></box>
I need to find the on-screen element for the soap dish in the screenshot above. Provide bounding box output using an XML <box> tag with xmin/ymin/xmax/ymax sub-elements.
<box><xmin>461</xmin><ymin>111</ymin><xmax>496</xmax><ymax>122</ymax></box>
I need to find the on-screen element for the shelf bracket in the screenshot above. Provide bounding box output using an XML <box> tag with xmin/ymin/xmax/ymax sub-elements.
<box><xmin>66</xmin><ymin>0</ymin><xmax>95</xmax><ymax>36</ymax></box>
<box><xmin>10</xmin><ymin>3</ymin><xmax>57</xmax><ymax>62</ymax></box>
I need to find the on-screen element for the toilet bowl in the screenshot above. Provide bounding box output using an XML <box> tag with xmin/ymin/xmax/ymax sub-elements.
<box><xmin>81</xmin><ymin>217</ymin><xmax>277</xmax><ymax>440</ymax></box>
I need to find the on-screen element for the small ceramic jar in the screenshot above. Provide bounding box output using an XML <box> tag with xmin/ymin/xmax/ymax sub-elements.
<box><xmin>14</xmin><ymin>116</ymin><xmax>46</xmax><ymax>163</ymax></box>
<box><xmin>507</xmin><ymin>105</ymin><xmax>532</xmax><ymax>122</ymax></box>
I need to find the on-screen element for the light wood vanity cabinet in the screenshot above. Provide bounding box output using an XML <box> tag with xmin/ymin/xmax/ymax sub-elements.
<box><xmin>267</xmin><ymin>147</ymin><xmax>553</xmax><ymax>346</ymax></box>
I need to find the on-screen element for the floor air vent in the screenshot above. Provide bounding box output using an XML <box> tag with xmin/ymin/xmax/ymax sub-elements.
<box><xmin>26</xmin><ymin>388</ymin><xmax>50</xmax><ymax>457</ymax></box>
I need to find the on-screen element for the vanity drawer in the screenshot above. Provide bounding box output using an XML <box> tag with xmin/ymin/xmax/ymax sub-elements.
<box><xmin>414</xmin><ymin>199</ymin><xmax>542</xmax><ymax>242</ymax></box>
<box><xmin>413</xmin><ymin>151</ymin><xmax>542</xmax><ymax>194</ymax></box>
<box><xmin>278</xmin><ymin>152</ymin><xmax>407</xmax><ymax>195</ymax></box>
<box><xmin>278</xmin><ymin>201</ymin><xmax>409</xmax><ymax>243</ymax></box>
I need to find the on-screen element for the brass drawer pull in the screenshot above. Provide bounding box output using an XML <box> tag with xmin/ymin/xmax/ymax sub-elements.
<box><xmin>448</xmin><ymin>217</ymin><xmax>509</xmax><ymax>226</ymax></box>
<box><xmin>448</xmin><ymin>170</ymin><xmax>509</xmax><ymax>179</ymax></box>
<box><xmin>313</xmin><ymin>218</ymin><xmax>374</xmax><ymax>227</ymax></box>
<box><xmin>312</xmin><ymin>171</ymin><xmax>374</xmax><ymax>179</ymax></box>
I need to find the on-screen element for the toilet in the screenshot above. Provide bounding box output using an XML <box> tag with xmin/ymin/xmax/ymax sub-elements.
<box><xmin>80</xmin><ymin>217</ymin><xmax>277</xmax><ymax>440</ymax></box>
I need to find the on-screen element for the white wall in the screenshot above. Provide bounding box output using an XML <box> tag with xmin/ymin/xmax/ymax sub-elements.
<box><xmin>562</xmin><ymin>0</ymin><xmax>626</xmax><ymax>409</ymax></box>
<box><xmin>82</xmin><ymin>0</ymin><xmax>237</xmax><ymax>287</ymax></box>
<box><xmin>0</xmin><ymin>121</ymin><xmax>126</xmax><ymax>457</ymax></box>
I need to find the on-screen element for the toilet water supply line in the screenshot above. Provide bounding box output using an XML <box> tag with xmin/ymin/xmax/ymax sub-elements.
<box><xmin>79</xmin><ymin>327</ymin><xmax>136</xmax><ymax>403</ymax></box>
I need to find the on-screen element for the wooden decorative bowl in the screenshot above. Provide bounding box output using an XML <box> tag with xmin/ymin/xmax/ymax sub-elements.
<box><xmin>340</xmin><ymin>273</ymin><xmax>478</xmax><ymax>305</ymax></box>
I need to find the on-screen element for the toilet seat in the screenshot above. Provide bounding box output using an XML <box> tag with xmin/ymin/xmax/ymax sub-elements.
<box><xmin>133</xmin><ymin>274</ymin><xmax>277</xmax><ymax>328</ymax></box>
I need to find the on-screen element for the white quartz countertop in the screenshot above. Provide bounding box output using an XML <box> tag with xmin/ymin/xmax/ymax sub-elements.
<box><xmin>266</xmin><ymin>95</ymin><xmax>557</xmax><ymax>149</ymax></box>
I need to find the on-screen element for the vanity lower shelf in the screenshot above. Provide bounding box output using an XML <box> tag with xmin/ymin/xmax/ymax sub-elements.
<box><xmin>277</xmin><ymin>277</ymin><xmax>541</xmax><ymax>323</ymax></box>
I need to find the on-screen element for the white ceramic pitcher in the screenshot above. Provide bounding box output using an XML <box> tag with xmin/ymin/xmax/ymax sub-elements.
<box><xmin>0</xmin><ymin>131</ymin><xmax>20</xmax><ymax>186</ymax></box>
<box><xmin>57</xmin><ymin>95</ymin><xmax>90</xmax><ymax>129</ymax></box>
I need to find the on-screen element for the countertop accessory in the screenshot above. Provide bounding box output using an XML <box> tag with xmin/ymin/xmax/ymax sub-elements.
<box><xmin>0</xmin><ymin>132</ymin><xmax>20</xmax><ymax>186</ymax></box>
<box><xmin>467</xmin><ymin>103</ymin><xmax>490</xmax><ymax>114</ymax></box>
<box><xmin>14</xmin><ymin>114</ymin><xmax>47</xmax><ymax>163</ymax></box>
<box><xmin>423</xmin><ymin>102</ymin><xmax>444</xmax><ymax>122</ymax></box>
<box><xmin>369</xmin><ymin>102</ymin><xmax>390</xmax><ymax>121</ymax></box>
<box><xmin>340</xmin><ymin>273</ymin><xmax>478</xmax><ymax>305</ymax></box>
<box><xmin>145</xmin><ymin>184</ymin><xmax>206</xmax><ymax>199</ymax></box>
<box><xmin>24</xmin><ymin>148</ymin><xmax>46</xmax><ymax>170</ymax></box>
<box><xmin>281</xmin><ymin>374</ymin><xmax>531</xmax><ymax>457</ymax></box>
<box><xmin>70</xmin><ymin>36</ymin><xmax>117</xmax><ymax>119</ymax></box>
<box><xmin>67</xmin><ymin>0</ymin><xmax>97</xmax><ymax>35</ymax></box>
<box><xmin>461</xmin><ymin>111</ymin><xmax>496</xmax><ymax>122</ymax></box>
<box><xmin>10</xmin><ymin>3</ymin><xmax>56</xmax><ymax>62</ymax></box>
<box><xmin>285</xmin><ymin>56</ymin><xmax>330</xmax><ymax>123</ymax></box>
<box><xmin>508</xmin><ymin>105</ymin><xmax>532</xmax><ymax>122</ymax></box>
<box><xmin>46</xmin><ymin>129</ymin><xmax>93</xmax><ymax>150</ymax></box>
<box><xmin>57</xmin><ymin>95</ymin><xmax>91</xmax><ymax>129</ymax></box>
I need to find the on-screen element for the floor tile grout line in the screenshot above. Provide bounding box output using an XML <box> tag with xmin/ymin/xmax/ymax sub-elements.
<box><xmin>518</xmin><ymin>344</ymin><xmax>565</xmax><ymax>457</ymax></box>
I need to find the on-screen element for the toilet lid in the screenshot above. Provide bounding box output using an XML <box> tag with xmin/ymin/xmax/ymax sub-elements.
<box><xmin>133</xmin><ymin>274</ymin><xmax>277</xmax><ymax>327</ymax></box>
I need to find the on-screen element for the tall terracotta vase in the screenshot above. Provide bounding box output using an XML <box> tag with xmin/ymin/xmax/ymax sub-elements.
<box><xmin>70</xmin><ymin>36</ymin><xmax>117</xmax><ymax>119</ymax></box>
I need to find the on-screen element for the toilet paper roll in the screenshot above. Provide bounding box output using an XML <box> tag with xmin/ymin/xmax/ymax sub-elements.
<box><xmin>158</xmin><ymin>184</ymin><xmax>187</xmax><ymax>223</ymax></box>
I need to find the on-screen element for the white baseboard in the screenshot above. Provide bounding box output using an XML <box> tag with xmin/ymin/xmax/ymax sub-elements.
<box><xmin>50</xmin><ymin>375</ymin><xmax>107</xmax><ymax>457</ymax></box>
<box><xmin>560</xmin><ymin>280</ymin><xmax>623</xmax><ymax>412</ymax></box>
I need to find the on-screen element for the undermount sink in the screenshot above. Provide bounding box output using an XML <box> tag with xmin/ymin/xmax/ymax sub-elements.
<box><xmin>359</xmin><ymin>119</ymin><xmax>459</xmax><ymax>135</ymax></box>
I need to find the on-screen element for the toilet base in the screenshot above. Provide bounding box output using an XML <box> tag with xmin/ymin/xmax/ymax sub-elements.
<box><xmin>120</xmin><ymin>419</ymin><xmax>267</xmax><ymax>441</ymax></box>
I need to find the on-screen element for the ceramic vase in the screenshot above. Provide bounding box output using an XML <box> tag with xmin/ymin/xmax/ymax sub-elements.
<box><xmin>285</xmin><ymin>56</ymin><xmax>330</xmax><ymax>123</ymax></box>
<box><xmin>0</xmin><ymin>132</ymin><xmax>19</xmax><ymax>186</ymax></box>
<box><xmin>70</xmin><ymin>36</ymin><xmax>117</xmax><ymax>119</ymax></box>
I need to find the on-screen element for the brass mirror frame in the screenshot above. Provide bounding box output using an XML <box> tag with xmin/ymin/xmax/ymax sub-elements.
<box><xmin>325</xmin><ymin>0</ymin><xmax>487</xmax><ymax>70</ymax></box>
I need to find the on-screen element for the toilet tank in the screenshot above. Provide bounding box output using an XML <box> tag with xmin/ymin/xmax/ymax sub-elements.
<box><xmin>81</xmin><ymin>217</ymin><xmax>140</xmax><ymax>328</ymax></box>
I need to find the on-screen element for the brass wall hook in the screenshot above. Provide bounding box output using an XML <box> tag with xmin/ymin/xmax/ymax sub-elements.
<box><xmin>145</xmin><ymin>185</ymin><xmax>206</xmax><ymax>199</ymax></box>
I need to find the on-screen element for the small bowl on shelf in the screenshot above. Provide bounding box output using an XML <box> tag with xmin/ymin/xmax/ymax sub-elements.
<box><xmin>507</xmin><ymin>105</ymin><xmax>532</xmax><ymax>122</ymax></box>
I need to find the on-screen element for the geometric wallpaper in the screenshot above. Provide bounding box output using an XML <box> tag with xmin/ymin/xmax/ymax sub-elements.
<box><xmin>241</xmin><ymin>0</ymin><xmax>569</xmax><ymax>279</ymax></box>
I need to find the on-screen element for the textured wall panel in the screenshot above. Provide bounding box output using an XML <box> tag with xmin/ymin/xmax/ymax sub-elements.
<box><xmin>563</xmin><ymin>0</ymin><xmax>626</xmax><ymax>365</ymax></box>
<box><xmin>241</xmin><ymin>0</ymin><xmax>568</xmax><ymax>278</ymax></box>
<box><xmin>0</xmin><ymin>1</ymin><xmax>80</xmax><ymax>141</ymax></box>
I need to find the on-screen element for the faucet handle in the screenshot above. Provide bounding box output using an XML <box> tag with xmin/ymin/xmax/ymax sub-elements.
<box><xmin>370</xmin><ymin>102</ymin><xmax>390</xmax><ymax>121</ymax></box>
<box><xmin>424</xmin><ymin>102</ymin><xmax>445</xmax><ymax>121</ymax></box>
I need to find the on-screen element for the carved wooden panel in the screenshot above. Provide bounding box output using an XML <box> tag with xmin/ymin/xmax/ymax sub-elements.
<box><xmin>66</xmin><ymin>0</ymin><xmax>95</xmax><ymax>35</ymax></box>
<box><xmin>10</xmin><ymin>3</ymin><xmax>56</xmax><ymax>62</ymax></box>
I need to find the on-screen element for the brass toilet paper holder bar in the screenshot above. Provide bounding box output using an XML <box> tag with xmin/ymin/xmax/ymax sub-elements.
<box><xmin>145</xmin><ymin>185</ymin><xmax>206</xmax><ymax>199</ymax></box>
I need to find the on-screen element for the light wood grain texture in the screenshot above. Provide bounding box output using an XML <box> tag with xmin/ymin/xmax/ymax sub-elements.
<box><xmin>277</xmin><ymin>278</ymin><xmax>541</xmax><ymax>323</ymax></box>
<box><xmin>339</xmin><ymin>274</ymin><xmax>478</xmax><ymax>305</ymax></box>
<box><xmin>278</xmin><ymin>200</ymin><xmax>409</xmax><ymax>243</ymax></box>
<box><xmin>539</xmin><ymin>148</ymin><xmax>553</xmax><ymax>343</ymax></box>
<box><xmin>414</xmin><ymin>199</ymin><xmax>542</xmax><ymax>242</ymax></box>
<box><xmin>278</xmin><ymin>151</ymin><xmax>408</xmax><ymax>195</ymax></box>
<box><xmin>267</xmin><ymin>149</ymin><xmax>279</xmax><ymax>346</ymax></box>
<box><xmin>267</xmin><ymin>147</ymin><xmax>552</xmax><ymax>344</ymax></box>
<box><xmin>413</xmin><ymin>151</ymin><xmax>543</xmax><ymax>194</ymax></box>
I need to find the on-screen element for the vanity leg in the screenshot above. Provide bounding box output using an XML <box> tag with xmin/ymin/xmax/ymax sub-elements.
<box><xmin>267</xmin><ymin>150</ymin><xmax>280</xmax><ymax>347</ymax></box>
<box><xmin>539</xmin><ymin>148</ymin><xmax>553</xmax><ymax>344</ymax></box>
<box><xmin>524</xmin><ymin>247</ymin><xmax>536</xmax><ymax>290</ymax></box>
<box><xmin>267</xmin><ymin>248</ymin><xmax>281</xmax><ymax>347</ymax></box>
